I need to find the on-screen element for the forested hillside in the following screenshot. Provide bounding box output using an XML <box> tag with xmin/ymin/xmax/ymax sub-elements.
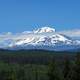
<box><xmin>0</xmin><ymin>49</ymin><xmax>79</xmax><ymax>80</ymax></box>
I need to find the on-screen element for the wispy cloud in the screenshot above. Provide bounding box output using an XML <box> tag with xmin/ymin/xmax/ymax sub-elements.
<box><xmin>59</xmin><ymin>29</ymin><xmax>80</xmax><ymax>37</ymax></box>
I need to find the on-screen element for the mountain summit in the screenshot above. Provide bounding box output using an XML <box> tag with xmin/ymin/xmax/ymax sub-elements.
<box><xmin>33</xmin><ymin>27</ymin><xmax>55</xmax><ymax>33</ymax></box>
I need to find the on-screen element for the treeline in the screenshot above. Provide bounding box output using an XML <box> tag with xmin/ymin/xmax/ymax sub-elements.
<box><xmin>0</xmin><ymin>50</ymin><xmax>75</xmax><ymax>64</ymax></box>
<box><xmin>0</xmin><ymin>50</ymin><xmax>79</xmax><ymax>80</ymax></box>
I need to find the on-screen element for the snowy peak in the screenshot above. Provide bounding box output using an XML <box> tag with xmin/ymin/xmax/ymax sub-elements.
<box><xmin>9</xmin><ymin>33</ymin><xmax>72</xmax><ymax>48</ymax></box>
<box><xmin>33</xmin><ymin>27</ymin><xmax>55</xmax><ymax>33</ymax></box>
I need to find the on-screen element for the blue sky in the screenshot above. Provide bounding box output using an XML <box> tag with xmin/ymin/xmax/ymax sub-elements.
<box><xmin>0</xmin><ymin>0</ymin><xmax>80</xmax><ymax>33</ymax></box>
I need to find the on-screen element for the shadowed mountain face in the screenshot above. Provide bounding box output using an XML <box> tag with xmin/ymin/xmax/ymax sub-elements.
<box><xmin>0</xmin><ymin>27</ymin><xmax>80</xmax><ymax>51</ymax></box>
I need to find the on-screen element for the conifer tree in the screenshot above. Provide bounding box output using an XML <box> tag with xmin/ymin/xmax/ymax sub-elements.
<box><xmin>63</xmin><ymin>56</ymin><xmax>71</xmax><ymax>80</ymax></box>
<box><xmin>71</xmin><ymin>53</ymin><xmax>80</xmax><ymax>80</ymax></box>
<box><xmin>47</xmin><ymin>58</ymin><xmax>60</xmax><ymax>80</ymax></box>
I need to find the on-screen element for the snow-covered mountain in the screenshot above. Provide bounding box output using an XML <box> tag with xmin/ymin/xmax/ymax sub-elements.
<box><xmin>0</xmin><ymin>27</ymin><xmax>80</xmax><ymax>51</ymax></box>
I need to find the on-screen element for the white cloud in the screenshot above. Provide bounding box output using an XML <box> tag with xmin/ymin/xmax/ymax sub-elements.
<box><xmin>58</xmin><ymin>29</ymin><xmax>80</xmax><ymax>37</ymax></box>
